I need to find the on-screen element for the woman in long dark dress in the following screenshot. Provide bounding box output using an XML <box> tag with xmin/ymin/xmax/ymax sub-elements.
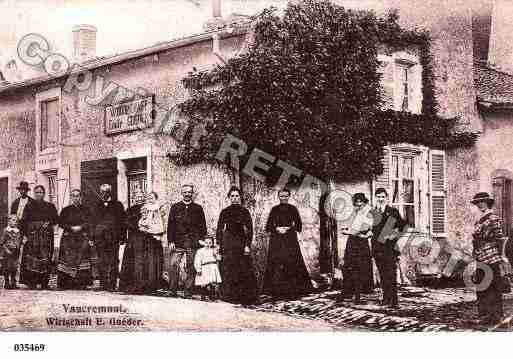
<box><xmin>119</xmin><ymin>191</ymin><xmax>164</xmax><ymax>294</ymax></box>
<box><xmin>339</xmin><ymin>193</ymin><xmax>373</xmax><ymax>304</ymax></box>
<box><xmin>470</xmin><ymin>192</ymin><xmax>506</xmax><ymax>326</ymax></box>
<box><xmin>263</xmin><ymin>188</ymin><xmax>312</xmax><ymax>299</ymax></box>
<box><xmin>216</xmin><ymin>186</ymin><xmax>257</xmax><ymax>305</ymax></box>
<box><xmin>19</xmin><ymin>185</ymin><xmax>58</xmax><ymax>289</ymax></box>
<box><xmin>57</xmin><ymin>189</ymin><xmax>98</xmax><ymax>289</ymax></box>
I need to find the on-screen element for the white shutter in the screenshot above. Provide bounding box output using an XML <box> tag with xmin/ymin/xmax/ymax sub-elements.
<box><xmin>429</xmin><ymin>149</ymin><xmax>447</xmax><ymax>237</ymax></box>
<box><xmin>378</xmin><ymin>56</ymin><xmax>395</xmax><ymax>110</ymax></box>
<box><xmin>372</xmin><ymin>146</ymin><xmax>391</xmax><ymax>203</ymax></box>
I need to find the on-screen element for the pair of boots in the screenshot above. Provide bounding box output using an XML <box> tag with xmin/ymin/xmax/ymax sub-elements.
<box><xmin>200</xmin><ymin>284</ymin><xmax>219</xmax><ymax>301</ymax></box>
<box><xmin>3</xmin><ymin>272</ymin><xmax>18</xmax><ymax>289</ymax></box>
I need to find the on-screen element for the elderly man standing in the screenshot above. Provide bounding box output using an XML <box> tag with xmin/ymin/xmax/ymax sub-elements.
<box><xmin>167</xmin><ymin>184</ymin><xmax>207</xmax><ymax>298</ymax></box>
<box><xmin>10</xmin><ymin>181</ymin><xmax>34</xmax><ymax>235</ymax></box>
<box><xmin>92</xmin><ymin>184</ymin><xmax>126</xmax><ymax>291</ymax></box>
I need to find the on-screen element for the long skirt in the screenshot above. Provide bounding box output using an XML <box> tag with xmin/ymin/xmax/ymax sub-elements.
<box><xmin>476</xmin><ymin>263</ymin><xmax>504</xmax><ymax>324</ymax></box>
<box><xmin>262</xmin><ymin>232</ymin><xmax>312</xmax><ymax>299</ymax></box>
<box><xmin>221</xmin><ymin>231</ymin><xmax>257</xmax><ymax>305</ymax></box>
<box><xmin>341</xmin><ymin>235</ymin><xmax>373</xmax><ymax>297</ymax></box>
<box><xmin>20</xmin><ymin>221</ymin><xmax>54</xmax><ymax>287</ymax></box>
<box><xmin>57</xmin><ymin>231</ymin><xmax>98</xmax><ymax>289</ymax></box>
<box><xmin>119</xmin><ymin>231</ymin><xmax>164</xmax><ymax>294</ymax></box>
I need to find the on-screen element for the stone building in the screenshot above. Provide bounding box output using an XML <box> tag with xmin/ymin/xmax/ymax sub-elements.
<box><xmin>0</xmin><ymin>0</ymin><xmax>495</xmax><ymax>288</ymax></box>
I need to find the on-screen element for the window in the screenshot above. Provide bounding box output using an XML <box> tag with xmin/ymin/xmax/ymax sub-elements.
<box><xmin>125</xmin><ymin>157</ymin><xmax>147</xmax><ymax>207</ymax></box>
<box><xmin>391</xmin><ymin>152</ymin><xmax>416</xmax><ymax>227</ymax></box>
<box><xmin>40</xmin><ymin>98</ymin><xmax>59</xmax><ymax>150</ymax></box>
<box><xmin>373</xmin><ymin>145</ymin><xmax>446</xmax><ymax>236</ymax></box>
<box><xmin>378</xmin><ymin>51</ymin><xmax>421</xmax><ymax>114</ymax></box>
<box><xmin>397</xmin><ymin>64</ymin><xmax>411</xmax><ymax>112</ymax></box>
<box><xmin>44</xmin><ymin>170</ymin><xmax>58</xmax><ymax>209</ymax></box>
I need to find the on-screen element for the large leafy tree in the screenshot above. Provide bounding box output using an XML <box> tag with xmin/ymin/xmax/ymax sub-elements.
<box><xmin>174</xmin><ymin>0</ymin><xmax>476</xmax><ymax>184</ymax></box>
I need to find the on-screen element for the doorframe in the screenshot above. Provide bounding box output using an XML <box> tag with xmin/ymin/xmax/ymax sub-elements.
<box><xmin>0</xmin><ymin>169</ymin><xmax>12</xmax><ymax>211</ymax></box>
<box><xmin>116</xmin><ymin>146</ymin><xmax>152</xmax><ymax>209</ymax></box>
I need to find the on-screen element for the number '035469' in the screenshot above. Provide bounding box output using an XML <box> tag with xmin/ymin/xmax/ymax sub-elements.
<box><xmin>13</xmin><ymin>344</ymin><xmax>46</xmax><ymax>352</ymax></box>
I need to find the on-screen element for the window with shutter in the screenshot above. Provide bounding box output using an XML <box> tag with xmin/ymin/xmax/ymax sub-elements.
<box><xmin>429</xmin><ymin>150</ymin><xmax>447</xmax><ymax>237</ymax></box>
<box><xmin>372</xmin><ymin>146</ymin><xmax>391</xmax><ymax>195</ymax></box>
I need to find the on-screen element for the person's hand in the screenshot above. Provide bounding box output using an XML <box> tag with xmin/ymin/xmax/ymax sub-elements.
<box><xmin>169</xmin><ymin>242</ymin><xmax>176</xmax><ymax>252</ymax></box>
<box><xmin>22</xmin><ymin>236</ymin><xmax>28</xmax><ymax>245</ymax></box>
<box><xmin>88</xmin><ymin>240</ymin><xmax>94</xmax><ymax>247</ymax></box>
<box><xmin>41</xmin><ymin>222</ymin><xmax>49</xmax><ymax>229</ymax></box>
<box><xmin>243</xmin><ymin>246</ymin><xmax>250</xmax><ymax>255</ymax></box>
<box><xmin>217</xmin><ymin>254</ymin><xmax>222</xmax><ymax>261</ymax></box>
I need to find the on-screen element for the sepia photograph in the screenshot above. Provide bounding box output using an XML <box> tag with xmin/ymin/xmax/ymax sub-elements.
<box><xmin>0</xmin><ymin>0</ymin><xmax>512</xmax><ymax>353</ymax></box>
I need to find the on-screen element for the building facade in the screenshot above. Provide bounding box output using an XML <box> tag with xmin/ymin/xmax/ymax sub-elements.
<box><xmin>0</xmin><ymin>0</ymin><xmax>491</xmax><ymax>288</ymax></box>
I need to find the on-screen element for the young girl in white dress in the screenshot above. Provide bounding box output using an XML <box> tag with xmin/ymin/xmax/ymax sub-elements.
<box><xmin>194</xmin><ymin>236</ymin><xmax>222</xmax><ymax>301</ymax></box>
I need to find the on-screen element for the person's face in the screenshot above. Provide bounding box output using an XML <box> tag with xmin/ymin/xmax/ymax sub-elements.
<box><xmin>182</xmin><ymin>186</ymin><xmax>193</xmax><ymax>202</ymax></box>
<box><xmin>278</xmin><ymin>191</ymin><xmax>290</xmax><ymax>204</ymax></box>
<box><xmin>204</xmin><ymin>237</ymin><xmax>213</xmax><ymax>247</ymax></box>
<box><xmin>8</xmin><ymin>216</ymin><xmax>17</xmax><ymax>228</ymax></box>
<box><xmin>70</xmin><ymin>191</ymin><xmax>81</xmax><ymax>206</ymax></box>
<box><xmin>354</xmin><ymin>199</ymin><xmax>364</xmax><ymax>210</ymax></box>
<box><xmin>475</xmin><ymin>201</ymin><xmax>488</xmax><ymax>213</ymax></box>
<box><xmin>229</xmin><ymin>191</ymin><xmax>241</xmax><ymax>205</ymax></box>
<box><xmin>146</xmin><ymin>193</ymin><xmax>157</xmax><ymax>204</ymax></box>
<box><xmin>18</xmin><ymin>188</ymin><xmax>28</xmax><ymax>198</ymax></box>
<box><xmin>100</xmin><ymin>189</ymin><xmax>110</xmax><ymax>201</ymax></box>
<box><xmin>34</xmin><ymin>188</ymin><xmax>45</xmax><ymax>201</ymax></box>
<box><xmin>376</xmin><ymin>192</ymin><xmax>387</xmax><ymax>206</ymax></box>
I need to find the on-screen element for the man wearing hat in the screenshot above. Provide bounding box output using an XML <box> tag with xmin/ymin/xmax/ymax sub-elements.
<box><xmin>10</xmin><ymin>181</ymin><xmax>34</xmax><ymax>235</ymax></box>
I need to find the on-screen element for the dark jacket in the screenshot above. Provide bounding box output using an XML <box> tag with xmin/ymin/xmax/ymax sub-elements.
<box><xmin>91</xmin><ymin>200</ymin><xmax>127</xmax><ymax>245</ymax></box>
<box><xmin>10</xmin><ymin>196</ymin><xmax>35</xmax><ymax>235</ymax></box>
<box><xmin>167</xmin><ymin>201</ymin><xmax>207</xmax><ymax>249</ymax></box>
<box><xmin>371</xmin><ymin>205</ymin><xmax>406</xmax><ymax>257</ymax></box>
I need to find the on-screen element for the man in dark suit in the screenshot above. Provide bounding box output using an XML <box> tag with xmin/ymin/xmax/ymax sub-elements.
<box><xmin>10</xmin><ymin>181</ymin><xmax>34</xmax><ymax>235</ymax></box>
<box><xmin>91</xmin><ymin>184</ymin><xmax>126</xmax><ymax>291</ymax></box>
<box><xmin>371</xmin><ymin>187</ymin><xmax>407</xmax><ymax>308</ymax></box>
<box><xmin>167</xmin><ymin>184</ymin><xmax>207</xmax><ymax>298</ymax></box>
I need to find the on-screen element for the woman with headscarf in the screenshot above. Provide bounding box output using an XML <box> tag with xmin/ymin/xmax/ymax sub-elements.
<box><xmin>57</xmin><ymin>189</ymin><xmax>98</xmax><ymax>290</ymax></box>
<box><xmin>470</xmin><ymin>192</ymin><xmax>507</xmax><ymax>326</ymax></box>
<box><xmin>19</xmin><ymin>185</ymin><xmax>58</xmax><ymax>289</ymax></box>
<box><xmin>262</xmin><ymin>188</ymin><xmax>313</xmax><ymax>299</ymax></box>
<box><xmin>339</xmin><ymin>192</ymin><xmax>374</xmax><ymax>304</ymax></box>
<box><xmin>119</xmin><ymin>191</ymin><xmax>165</xmax><ymax>294</ymax></box>
<box><xmin>216</xmin><ymin>186</ymin><xmax>257</xmax><ymax>305</ymax></box>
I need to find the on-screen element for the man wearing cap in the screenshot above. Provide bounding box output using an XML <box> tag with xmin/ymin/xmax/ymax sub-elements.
<box><xmin>91</xmin><ymin>184</ymin><xmax>127</xmax><ymax>291</ymax></box>
<box><xmin>10</xmin><ymin>181</ymin><xmax>34</xmax><ymax>235</ymax></box>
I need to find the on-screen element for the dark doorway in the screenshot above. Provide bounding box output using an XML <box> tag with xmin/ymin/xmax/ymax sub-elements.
<box><xmin>80</xmin><ymin>158</ymin><xmax>118</xmax><ymax>220</ymax></box>
<box><xmin>0</xmin><ymin>177</ymin><xmax>8</xmax><ymax>230</ymax></box>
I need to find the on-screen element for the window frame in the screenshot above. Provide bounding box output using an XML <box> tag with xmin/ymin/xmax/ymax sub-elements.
<box><xmin>36</xmin><ymin>87</ymin><xmax>62</xmax><ymax>155</ymax></box>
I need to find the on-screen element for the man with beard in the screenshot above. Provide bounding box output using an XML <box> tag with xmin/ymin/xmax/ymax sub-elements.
<box><xmin>167</xmin><ymin>184</ymin><xmax>207</xmax><ymax>298</ymax></box>
<box><xmin>92</xmin><ymin>184</ymin><xmax>126</xmax><ymax>291</ymax></box>
<box><xmin>10</xmin><ymin>181</ymin><xmax>34</xmax><ymax>235</ymax></box>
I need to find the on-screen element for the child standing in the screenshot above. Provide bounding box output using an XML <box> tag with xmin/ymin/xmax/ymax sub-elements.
<box><xmin>0</xmin><ymin>215</ymin><xmax>23</xmax><ymax>289</ymax></box>
<box><xmin>194</xmin><ymin>236</ymin><xmax>222</xmax><ymax>301</ymax></box>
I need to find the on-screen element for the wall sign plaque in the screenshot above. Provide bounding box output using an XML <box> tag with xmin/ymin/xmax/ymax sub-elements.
<box><xmin>104</xmin><ymin>96</ymin><xmax>154</xmax><ymax>135</ymax></box>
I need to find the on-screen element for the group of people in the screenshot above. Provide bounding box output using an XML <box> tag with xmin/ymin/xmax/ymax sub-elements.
<box><xmin>339</xmin><ymin>188</ymin><xmax>510</xmax><ymax>326</ymax></box>
<box><xmin>0</xmin><ymin>180</ymin><xmax>509</xmax><ymax>325</ymax></box>
<box><xmin>0</xmin><ymin>181</ymin><xmax>313</xmax><ymax>305</ymax></box>
<box><xmin>338</xmin><ymin>188</ymin><xmax>406</xmax><ymax>308</ymax></box>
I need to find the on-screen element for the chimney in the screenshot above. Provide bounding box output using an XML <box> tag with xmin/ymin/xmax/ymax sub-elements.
<box><xmin>203</xmin><ymin>0</ymin><xmax>225</xmax><ymax>32</ymax></box>
<box><xmin>488</xmin><ymin>0</ymin><xmax>513</xmax><ymax>72</ymax></box>
<box><xmin>212</xmin><ymin>0</ymin><xmax>222</xmax><ymax>19</ymax></box>
<box><xmin>72</xmin><ymin>24</ymin><xmax>97</xmax><ymax>63</ymax></box>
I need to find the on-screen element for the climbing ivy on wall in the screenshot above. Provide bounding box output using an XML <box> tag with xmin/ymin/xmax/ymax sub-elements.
<box><xmin>172</xmin><ymin>0</ymin><xmax>477</xmax><ymax>184</ymax></box>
